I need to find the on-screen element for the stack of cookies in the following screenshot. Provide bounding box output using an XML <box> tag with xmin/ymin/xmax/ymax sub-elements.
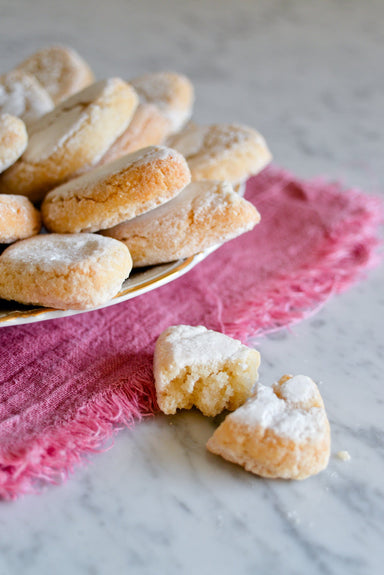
<box><xmin>0</xmin><ymin>45</ymin><xmax>272</xmax><ymax>310</ymax></box>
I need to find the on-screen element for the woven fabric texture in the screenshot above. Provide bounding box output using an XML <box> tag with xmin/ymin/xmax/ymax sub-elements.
<box><xmin>0</xmin><ymin>165</ymin><xmax>381</xmax><ymax>499</ymax></box>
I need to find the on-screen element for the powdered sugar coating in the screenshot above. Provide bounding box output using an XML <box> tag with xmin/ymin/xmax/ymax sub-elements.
<box><xmin>0</xmin><ymin>233</ymin><xmax>120</xmax><ymax>271</ymax></box>
<box><xmin>157</xmin><ymin>325</ymin><xmax>252</xmax><ymax>379</ymax></box>
<box><xmin>275</xmin><ymin>374</ymin><xmax>324</xmax><ymax>409</ymax></box>
<box><xmin>273</xmin><ymin>405</ymin><xmax>327</xmax><ymax>442</ymax></box>
<box><xmin>230</xmin><ymin>377</ymin><xmax>328</xmax><ymax>442</ymax></box>
<box><xmin>168</xmin><ymin>122</ymin><xmax>272</xmax><ymax>183</ymax></box>
<box><xmin>0</xmin><ymin>233</ymin><xmax>132</xmax><ymax>310</ymax></box>
<box><xmin>169</xmin><ymin>122</ymin><xmax>267</xmax><ymax>164</ymax></box>
<box><xmin>154</xmin><ymin>324</ymin><xmax>260</xmax><ymax>416</ymax></box>
<box><xmin>15</xmin><ymin>45</ymin><xmax>94</xmax><ymax>104</ymax></box>
<box><xmin>207</xmin><ymin>373</ymin><xmax>331</xmax><ymax>479</ymax></box>
<box><xmin>133</xmin><ymin>180</ymin><xmax>241</xmax><ymax>222</ymax></box>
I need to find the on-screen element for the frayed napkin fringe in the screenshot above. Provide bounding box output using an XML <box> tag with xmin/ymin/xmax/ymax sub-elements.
<box><xmin>225</xmin><ymin>190</ymin><xmax>382</xmax><ymax>341</ymax></box>
<box><xmin>0</xmin><ymin>380</ymin><xmax>157</xmax><ymax>501</ymax></box>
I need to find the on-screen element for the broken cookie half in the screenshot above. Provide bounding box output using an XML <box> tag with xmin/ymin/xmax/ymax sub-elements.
<box><xmin>206</xmin><ymin>374</ymin><xmax>331</xmax><ymax>480</ymax></box>
<box><xmin>153</xmin><ymin>325</ymin><xmax>260</xmax><ymax>417</ymax></box>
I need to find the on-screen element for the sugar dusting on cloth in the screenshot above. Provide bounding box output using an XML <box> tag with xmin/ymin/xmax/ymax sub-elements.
<box><xmin>0</xmin><ymin>165</ymin><xmax>382</xmax><ymax>499</ymax></box>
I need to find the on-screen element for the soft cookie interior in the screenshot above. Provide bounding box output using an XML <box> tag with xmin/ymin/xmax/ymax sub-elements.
<box><xmin>154</xmin><ymin>325</ymin><xmax>260</xmax><ymax>417</ymax></box>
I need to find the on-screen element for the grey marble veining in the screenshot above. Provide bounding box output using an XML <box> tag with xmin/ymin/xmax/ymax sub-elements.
<box><xmin>0</xmin><ymin>1</ymin><xmax>383</xmax><ymax>574</ymax></box>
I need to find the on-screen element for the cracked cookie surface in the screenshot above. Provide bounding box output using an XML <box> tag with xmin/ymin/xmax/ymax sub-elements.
<box><xmin>41</xmin><ymin>146</ymin><xmax>190</xmax><ymax>233</ymax></box>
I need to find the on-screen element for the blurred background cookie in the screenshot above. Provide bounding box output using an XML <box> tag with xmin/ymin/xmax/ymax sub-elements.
<box><xmin>14</xmin><ymin>45</ymin><xmax>95</xmax><ymax>105</ymax></box>
<box><xmin>168</xmin><ymin>122</ymin><xmax>272</xmax><ymax>185</ymax></box>
<box><xmin>131</xmin><ymin>71</ymin><xmax>194</xmax><ymax>134</ymax></box>
<box><xmin>0</xmin><ymin>70</ymin><xmax>54</xmax><ymax>125</ymax></box>
<box><xmin>97</xmin><ymin>71</ymin><xmax>194</xmax><ymax>166</ymax></box>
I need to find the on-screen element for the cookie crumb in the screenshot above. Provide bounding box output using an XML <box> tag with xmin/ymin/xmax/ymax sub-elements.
<box><xmin>336</xmin><ymin>450</ymin><xmax>351</xmax><ymax>461</ymax></box>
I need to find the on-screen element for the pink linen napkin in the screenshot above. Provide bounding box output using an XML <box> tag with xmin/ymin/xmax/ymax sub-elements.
<box><xmin>0</xmin><ymin>165</ymin><xmax>382</xmax><ymax>500</ymax></box>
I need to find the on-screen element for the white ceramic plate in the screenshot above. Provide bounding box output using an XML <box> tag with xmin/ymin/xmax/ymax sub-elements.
<box><xmin>0</xmin><ymin>249</ymin><xmax>212</xmax><ymax>328</ymax></box>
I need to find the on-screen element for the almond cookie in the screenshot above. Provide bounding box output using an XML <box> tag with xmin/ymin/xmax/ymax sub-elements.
<box><xmin>0</xmin><ymin>233</ymin><xmax>132</xmax><ymax>310</ymax></box>
<box><xmin>41</xmin><ymin>146</ymin><xmax>190</xmax><ymax>233</ymax></box>
<box><xmin>0</xmin><ymin>113</ymin><xmax>28</xmax><ymax>173</ymax></box>
<box><xmin>0</xmin><ymin>70</ymin><xmax>54</xmax><ymax>125</ymax></box>
<box><xmin>102</xmin><ymin>180</ymin><xmax>260</xmax><ymax>267</ymax></box>
<box><xmin>0</xmin><ymin>194</ymin><xmax>41</xmax><ymax>243</ymax></box>
<box><xmin>14</xmin><ymin>45</ymin><xmax>95</xmax><ymax>105</ymax></box>
<box><xmin>167</xmin><ymin>122</ymin><xmax>272</xmax><ymax>184</ymax></box>
<box><xmin>154</xmin><ymin>325</ymin><xmax>261</xmax><ymax>417</ymax></box>
<box><xmin>207</xmin><ymin>375</ymin><xmax>331</xmax><ymax>480</ymax></box>
<box><xmin>97</xmin><ymin>71</ymin><xmax>193</xmax><ymax>166</ymax></box>
<box><xmin>0</xmin><ymin>78</ymin><xmax>138</xmax><ymax>203</ymax></box>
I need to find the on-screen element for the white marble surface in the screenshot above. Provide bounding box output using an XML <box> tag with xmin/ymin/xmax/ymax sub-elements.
<box><xmin>0</xmin><ymin>1</ymin><xmax>383</xmax><ymax>573</ymax></box>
